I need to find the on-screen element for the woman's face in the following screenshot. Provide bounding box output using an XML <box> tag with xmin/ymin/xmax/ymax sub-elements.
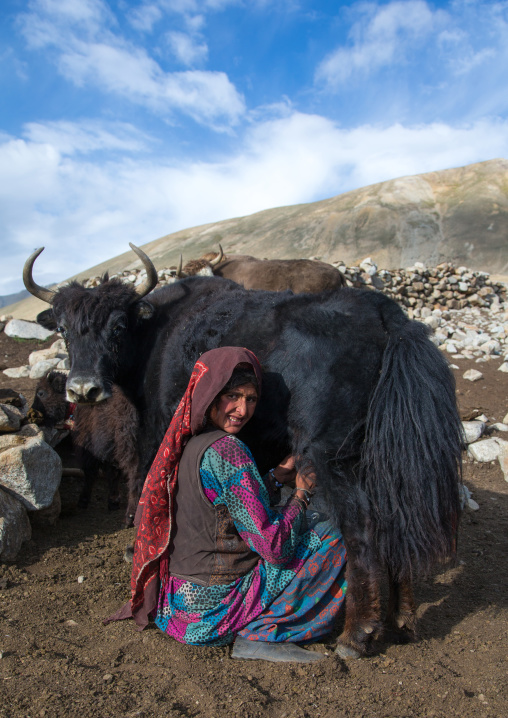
<box><xmin>209</xmin><ymin>382</ymin><xmax>258</xmax><ymax>434</ymax></box>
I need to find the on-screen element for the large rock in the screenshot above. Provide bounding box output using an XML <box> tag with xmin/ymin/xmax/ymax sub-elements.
<box><xmin>30</xmin><ymin>489</ymin><xmax>61</xmax><ymax>528</ymax></box>
<box><xmin>4</xmin><ymin>319</ymin><xmax>54</xmax><ymax>341</ymax></box>
<box><xmin>0</xmin><ymin>403</ymin><xmax>26</xmax><ymax>432</ymax></box>
<box><xmin>0</xmin><ymin>426</ymin><xmax>62</xmax><ymax>510</ymax></box>
<box><xmin>0</xmin><ymin>487</ymin><xmax>32</xmax><ymax>561</ymax></box>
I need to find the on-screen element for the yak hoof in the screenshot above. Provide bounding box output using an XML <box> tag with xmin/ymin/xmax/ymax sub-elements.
<box><xmin>335</xmin><ymin>643</ymin><xmax>362</xmax><ymax>660</ymax></box>
<box><xmin>125</xmin><ymin>514</ymin><xmax>135</xmax><ymax>528</ymax></box>
<box><xmin>123</xmin><ymin>544</ymin><xmax>134</xmax><ymax>563</ymax></box>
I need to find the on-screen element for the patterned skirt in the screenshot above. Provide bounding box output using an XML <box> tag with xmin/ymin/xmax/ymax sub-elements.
<box><xmin>154</xmin><ymin>519</ymin><xmax>347</xmax><ymax>646</ymax></box>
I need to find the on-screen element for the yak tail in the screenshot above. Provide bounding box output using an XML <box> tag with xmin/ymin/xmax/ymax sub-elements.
<box><xmin>360</xmin><ymin>309</ymin><xmax>463</xmax><ymax>580</ymax></box>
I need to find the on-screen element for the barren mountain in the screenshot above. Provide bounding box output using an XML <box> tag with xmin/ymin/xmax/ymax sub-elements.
<box><xmin>5</xmin><ymin>158</ymin><xmax>508</xmax><ymax>320</ymax></box>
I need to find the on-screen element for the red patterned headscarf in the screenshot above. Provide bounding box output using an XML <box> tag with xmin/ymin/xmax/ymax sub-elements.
<box><xmin>112</xmin><ymin>346</ymin><xmax>262</xmax><ymax>629</ymax></box>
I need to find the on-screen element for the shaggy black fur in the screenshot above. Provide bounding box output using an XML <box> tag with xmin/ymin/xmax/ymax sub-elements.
<box><xmin>36</xmin><ymin>273</ymin><xmax>463</xmax><ymax>656</ymax></box>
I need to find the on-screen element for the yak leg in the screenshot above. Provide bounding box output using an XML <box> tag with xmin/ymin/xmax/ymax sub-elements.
<box><xmin>335</xmin><ymin>518</ymin><xmax>382</xmax><ymax>659</ymax></box>
<box><xmin>383</xmin><ymin>574</ymin><xmax>417</xmax><ymax>644</ymax></box>
<box><xmin>76</xmin><ymin>448</ymin><xmax>99</xmax><ymax>509</ymax></box>
<box><xmin>107</xmin><ymin>467</ymin><xmax>122</xmax><ymax>511</ymax></box>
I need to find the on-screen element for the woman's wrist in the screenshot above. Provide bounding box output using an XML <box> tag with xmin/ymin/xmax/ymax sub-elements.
<box><xmin>269</xmin><ymin>468</ymin><xmax>284</xmax><ymax>489</ymax></box>
<box><xmin>293</xmin><ymin>488</ymin><xmax>313</xmax><ymax>506</ymax></box>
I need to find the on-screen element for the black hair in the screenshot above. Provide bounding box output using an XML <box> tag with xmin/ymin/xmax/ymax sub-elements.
<box><xmin>220</xmin><ymin>365</ymin><xmax>259</xmax><ymax>395</ymax></box>
<box><xmin>207</xmin><ymin>365</ymin><xmax>259</xmax><ymax>419</ymax></box>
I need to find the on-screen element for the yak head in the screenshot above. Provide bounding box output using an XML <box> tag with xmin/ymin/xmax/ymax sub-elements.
<box><xmin>23</xmin><ymin>244</ymin><xmax>158</xmax><ymax>405</ymax></box>
<box><xmin>169</xmin><ymin>244</ymin><xmax>224</xmax><ymax>281</ymax></box>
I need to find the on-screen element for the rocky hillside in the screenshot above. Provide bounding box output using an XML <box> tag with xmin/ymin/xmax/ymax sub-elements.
<box><xmin>5</xmin><ymin>158</ymin><xmax>508</xmax><ymax>319</ymax></box>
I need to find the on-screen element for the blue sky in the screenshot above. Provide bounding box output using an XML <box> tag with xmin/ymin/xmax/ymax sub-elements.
<box><xmin>1</xmin><ymin>0</ymin><xmax>508</xmax><ymax>293</ymax></box>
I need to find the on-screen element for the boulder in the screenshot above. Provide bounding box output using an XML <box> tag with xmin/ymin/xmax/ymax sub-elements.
<box><xmin>0</xmin><ymin>487</ymin><xmax>32</xmax><ymax>561</ymax></box>
<box><xmin>0</xmin><ymin>403</ymin><xmax>26</xmax><ymax>433</ymax></box>
<box><xmin>2</xmin><ymin>366</ymin><xmax>30</xmax><ymax>379</ymax></box>
<box><xmin>30</xmin><ymin>490</ymin><xmax>61</xmax><ymax>528</ymax></box>
<box><xmin>0</xmin><ymin>427</ymin><xmax>62</xmax><ymax>510</ymax></box>
<box><xmin>4</xmin><ymin>319</ymin><xmax>54</xmax><ymax>341</ymax></box>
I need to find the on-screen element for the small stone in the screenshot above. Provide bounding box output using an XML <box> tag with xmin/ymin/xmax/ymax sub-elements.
<box><xmin>103</xmin><ymin>673</ymin><xmax>114</xmax><ymax>683</ymax></box>
<box><xmin>423</xmin><ymin>316</ymin><xmax>440</xmax><ymax>330</ymax></box>
<box><xmin>463</xmin><ymin>369</ymin><xmax>483</xmax><ymax>382</ymax></box>
<box><xmin>498</xmin><ymin>362</ymin><xmax>508</xmax><ymax>373</ymax></box>
<box><xmin>65</xmin><ymin>620</ymin><xmax>78</xmax><ymax>626</ymax></box>
<box><xmin>77</xmin><ymin>575</ymin><xmax>85</xmax><ymax>583</ymax></box>
<box><xmin>2</xmin><ymin>366</ymin><xmax>30</xmax><ymax>379</ymax></box>
<box><xmin>498</xmin><ymin>441</ymin><xmax>508</xmax><ymax>483</ymax></box>
<box><xmin>29</xmin><ymin>358</ymin><xmax>62</xmax><ymax>380</ymax></box>
<box><xmin>461</xmin><ymin>421</ymin><xmax>485</xmax><ymax>444</ymax></box>
<box><xmin>468</xmin><ymin>438</ymin><xmax>501</xmax><ymax>462</ymax></box>
<box><xmin>490</xmin><ymin>422</ymin><xmax>508</xmax><ymax>432</ymax></box>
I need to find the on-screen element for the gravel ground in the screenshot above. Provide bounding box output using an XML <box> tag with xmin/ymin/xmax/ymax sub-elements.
<box><xmin>0</xmin><ymin>328</ymin><xmax>507</xmax><ymax>718</ymax></box>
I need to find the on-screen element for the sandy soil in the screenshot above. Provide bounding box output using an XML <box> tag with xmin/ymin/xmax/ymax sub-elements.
<box><xmin>0</xmin><ymin>331</ymin><xmax>507</xmax><ymax>718</ymax></box>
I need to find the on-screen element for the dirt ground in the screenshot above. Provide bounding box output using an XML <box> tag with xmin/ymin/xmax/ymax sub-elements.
<box><xmin>0</xmin><ymin>330</ymin><xmax>507</xmax><ymax>718</ymax></box>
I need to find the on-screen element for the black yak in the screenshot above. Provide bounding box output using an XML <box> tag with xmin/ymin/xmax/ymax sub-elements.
<box><xmin>24</xmin><ymin>244</ymin><xmax>463</xmax><ymax>658</ymax></box>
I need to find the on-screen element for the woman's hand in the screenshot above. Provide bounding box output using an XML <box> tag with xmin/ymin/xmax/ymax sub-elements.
<box><xmin>271</xmin><ymin>455</ymin><xmax>297</xmax><ymax>485</ymax></box>
<box><xmin>295</xmin><ymin>467</ymin><xmax>316</xmax><ymax>493</ymax></box>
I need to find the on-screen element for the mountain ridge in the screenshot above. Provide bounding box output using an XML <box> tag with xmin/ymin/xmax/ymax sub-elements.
<box><xmin>4</xmin><ymin>158</ymin><xmax>508</xmax><ymax>320</ymax></box>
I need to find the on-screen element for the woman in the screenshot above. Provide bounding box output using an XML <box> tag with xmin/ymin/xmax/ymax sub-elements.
<box><xmin>111</xmin><ymin>346</ymin><xmax>347</xmax><ymax>663</ymax></box>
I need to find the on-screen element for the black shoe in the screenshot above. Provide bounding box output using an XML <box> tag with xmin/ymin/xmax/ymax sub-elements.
<box><xmin>231</xmin><ymin>636</ymin><xmax>326</xmax><ymax>663</ymax></box>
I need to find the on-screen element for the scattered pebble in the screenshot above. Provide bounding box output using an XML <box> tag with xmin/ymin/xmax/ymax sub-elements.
<box><xmin>462</xmin><ymin>421</ymin><xmax>485</xmax><ymax>444</ymax></box>
<box><xmin>77</xmin><ymin>576</ymin><xmax>85</xmax><ymax>584</ymax></box>
<box><xmin>468</xmin><ymin>439</ymin><xmax>502</xmax><ymax>462</ymax></box>
<box><xmin>463</xmin><ymin>369</ymin><xmax>484</xmax><ymax>382</ymax></box>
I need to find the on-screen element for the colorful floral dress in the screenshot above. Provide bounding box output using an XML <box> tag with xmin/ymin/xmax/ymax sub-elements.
<box><xmin>154</xmin><ymin>435</ymin><xmax>347</xmax><ymax>646</ymax></box>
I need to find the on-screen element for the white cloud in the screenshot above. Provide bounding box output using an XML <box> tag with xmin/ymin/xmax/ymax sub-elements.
<box><xmin>2</xmin><ymin>112</ymin><xmax>508</xmax><ymax>293</ymax></box>
<box><xmin>128</xmin><ymin>3</ymin><xmax>163</xmax><ymax>32</ymax></box>
<box><xmin>23</xmin><ymin>120</ymin><xmax>151</xmax><ymax>155</ymax></box>
<box><xmin>316</xmin><ymin>0</ymin><xmax>441</xmax><ymax>86</ymax></box>
<box><xmin>20</xmin><ymin>0</ymin><xmax>245</xmax><ymax>126</ymax></box>
<box><xmin>167</xmin><ymin>30</ymin><xmax>208</xmax><ymax>65</ymax></box>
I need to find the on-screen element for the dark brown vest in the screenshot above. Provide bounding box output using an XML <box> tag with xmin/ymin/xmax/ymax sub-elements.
<box><xmin>168</xmin><ymin>429</ymin><xmax>259</xmax><ymax>586</ymax></box>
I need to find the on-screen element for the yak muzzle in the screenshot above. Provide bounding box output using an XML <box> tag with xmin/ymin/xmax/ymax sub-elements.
<box><xmin>66</xmin><ymin>377</ymin><xmax>111</xmax><ymax>404</ymax></box>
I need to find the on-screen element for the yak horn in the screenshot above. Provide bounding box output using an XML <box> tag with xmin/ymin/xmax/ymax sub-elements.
<box><xmin>176</xmin><ymin>254</ymin><xmax>188</xmax><ymax>278</ymax></box>
<box><xmin>209</xmin><ymin>244</ymin><xmax>224</xmax><ymax>267</ymax></box>
<box><xmin>129</xmin><ymin>243</ymin><xmax>159</xmax><ymax>298</ymax></box>
<box><xmin>23</xmin><ymin>248</ymin><xmax>56</xmax><ymax>305</ymax></box>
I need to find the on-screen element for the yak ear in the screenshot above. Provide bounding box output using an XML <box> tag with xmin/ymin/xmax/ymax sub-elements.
<box><xmin>134</xmin><ymin>300</ymin><xmax>154</xmax><ymax>321</ymax></box>
<box><xmin>37</xmin><ymin>309</ymin><xmax>57</xmax><ymax>330</ymax></box>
